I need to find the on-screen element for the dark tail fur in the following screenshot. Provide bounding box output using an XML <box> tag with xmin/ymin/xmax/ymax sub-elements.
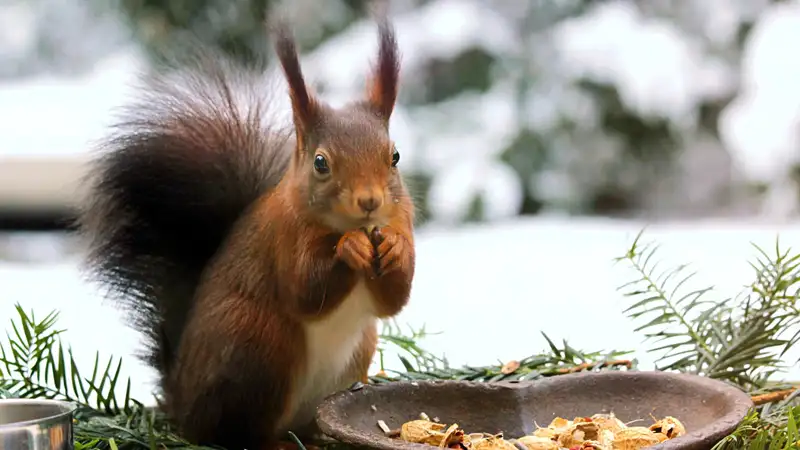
<box><xmin>78</xmin><ymin>50</ymin><xmax>293</xmax><ymax>380</ymax></box>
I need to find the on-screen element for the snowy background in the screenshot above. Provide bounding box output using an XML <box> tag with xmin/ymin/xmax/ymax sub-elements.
<box><xmin>2</xmin><ymin>0</ymin><xmax>800</xmax><ymax>405</ymax></box>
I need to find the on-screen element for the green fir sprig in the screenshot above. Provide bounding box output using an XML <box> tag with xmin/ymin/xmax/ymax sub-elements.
<box><xmin>616</xmin><ymin>231</ymin><xmax>799</xmax><ymax>390</ymax></box>
<box><xmin>371</xmin><ymin>329</ymin><xmax>633</xmax><ymax>384</ymax></box>
<box><xmin>0</xmin><ymin>304</ymin><xmax>135</xmax><ymax>415</ymax></box>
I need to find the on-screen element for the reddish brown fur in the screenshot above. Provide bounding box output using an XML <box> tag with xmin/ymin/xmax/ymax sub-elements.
<box><xmin>366</xmin><ymin>19</ymin><xmax>401</xmax><ymax>123</ymax></box>
<box><xmin>272</xmin><ymin>21</ymin><xmax>318</xmax><ymax>146</ymax></box>
<box><xmin>158</xmin><ymin>18</ymin><xmax>413</xmax><ymax>450</ymax></box>
<box><xmin>349</xmin><ymin>323</ymin><xmax>380</xmax><ymax>384</ymax></box>
<box><xmin>367</xmin><ymin>208</ymin><xmax>415</xmax><ymax>317</ymax></box>
<box><xmin>81</xmin><ymin>13</ymin><xmax>412</xmax><ymax>450</ymax></box>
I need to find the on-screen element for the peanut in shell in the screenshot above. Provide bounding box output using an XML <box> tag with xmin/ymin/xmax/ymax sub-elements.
<box><xmin>611</xmin><ymin>427</ymin><xmax>668</xmax><ymax>450</ymax></box>
<box><xmin>392</xmin><ymin>412</ymin><xmax>685</xmax><ymax>449</ymax></box>
<box><xmin>591</xmin><ymin>413</ymin><xmax>627</xmax><ymax>434</ymax></box>
<box><xmin>649</xmin><ymin>416</ymin><xmax>686</xmax><ymax>439</ymax></box>
<box><xmin>399</xmin><ymin>419</ymin><xmax>447</xmax><ymax>445</ymax></box>
<box><xmin>516</xmin><ymin>435</ymin><xmax>559</xmax><ymax>450</ymax></box>
<box><xmin>471</xmin><ymin>435</ymin><xmax>518</xmax><ymax>450</ymax></box>
<box><xmin>547</xmin><ymin>417</ymin><xmax>571</xmax><ymax>430</ymax></box>
<box><xmin>557</xmin><ymin>422</ymin><xmax>602</xmax><ymax>448</ymax></box>
<box><xmin>531</xmin><ymin>427</ymin><xmax>558</xmax><ymax>440</ymax></box>
<box><xmin>439</xmin><ymin>423</ymin><xmax>466</xmax><ymax>448</ymax></box>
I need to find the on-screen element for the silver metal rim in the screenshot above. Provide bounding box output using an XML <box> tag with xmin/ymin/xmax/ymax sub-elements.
<box><xmin>0</xmin><ymin>399</ymin><xmax>77</xmax><ymax>430</ymax></box>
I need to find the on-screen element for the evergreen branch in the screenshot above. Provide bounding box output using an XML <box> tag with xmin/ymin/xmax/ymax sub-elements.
<box><xmin>370</xmin><ymin>331</ymin><xmax>633</xmax><ymax>384</ymax></box>
<box><xmin>616</xmin><ymin>230</ymin><xmax>794</xmax><ymax>390</ymax></box>
<box><xmin>615</xmin><ymin>231</ymin><xmax>716</xmax><ymax>369</ymax></box>
<box><xmin>73</xmin><ymin>404</ymin><xmax>218</xmax><ymax>450</ymax></box>
<box><xmin>0</xmin><ymin>303</ymin><xmax>134</xmax><ymax>414</ymax></box>
<box><xmin>712</xmin><ymin>392</ymin><xmax>800</xmax><ymax>450</ymax></box>
<box><xmin>377</xmin><ymin>318</ymin><xmax>447</xmax><ymax>373</ymax></box>
<box><xmin>748</xmin><ymin>239</ymin><xmax>800</xmax><ymax>359</ymax></box>
<box><xmin>751</xmin><ymin>388</ymin><xmax>798</xmax><ymax>406</ymax></box>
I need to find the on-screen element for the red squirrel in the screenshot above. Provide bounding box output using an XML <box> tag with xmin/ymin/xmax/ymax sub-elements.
<box><xmin>79</xmin><ymin>18</ymin><xmax>415</xmax><ymax>450</ymax></box>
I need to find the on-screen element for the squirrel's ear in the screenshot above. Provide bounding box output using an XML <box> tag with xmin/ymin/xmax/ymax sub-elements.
<box><xmin>365</xmin><ymin>19</ymin><xmax>400</xmax><ymax>125</ymax></box>
<box><xmin>272</xmin><ymin>20</ymin><xmax>318</xmax><ymax>145</ymax></box>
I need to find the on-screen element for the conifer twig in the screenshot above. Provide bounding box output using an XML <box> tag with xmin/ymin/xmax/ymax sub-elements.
<box><xmin>557</xmin><ymin>359</ymin><xmax>632</xmax><ymax>374</ymax></box>
<box><xmin>751</xmin><ymin>388</ymin><xmax>798</xmax><ymax>406</ymax></box>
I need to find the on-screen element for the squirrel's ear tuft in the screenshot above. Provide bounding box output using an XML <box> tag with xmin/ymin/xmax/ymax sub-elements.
<box><xmin>271</xmin><ymin>19</ymin><xmax>318</xmax><ymax>142</ymax></box>
<box><xmin>365</xmin><ymin>18</ymin><xmax>400</xmax><ymax>125</ymax></box>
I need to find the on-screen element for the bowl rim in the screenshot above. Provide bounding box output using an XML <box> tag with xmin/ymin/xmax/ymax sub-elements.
<box><xmin>316</xmin><ymin>370</ymin><xmax>755</xmax><ymax>450</ymax></box>
<box><xmin>0</xmin><ymin>398</ymin><xmax>78</xmax><ymax>430</ymax></box>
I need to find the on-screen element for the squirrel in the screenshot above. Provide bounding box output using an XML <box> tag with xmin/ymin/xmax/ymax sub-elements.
<box><xmin>78</xmin><ymin>17</ymin><xmax>415</xmax><ymax>450</ymax></box>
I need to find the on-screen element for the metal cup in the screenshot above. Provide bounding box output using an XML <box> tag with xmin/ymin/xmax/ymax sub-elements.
<box><xmin>0</xmin><ymin>399</ymin><xmax>76</xmax><ymax>450</ymax></box>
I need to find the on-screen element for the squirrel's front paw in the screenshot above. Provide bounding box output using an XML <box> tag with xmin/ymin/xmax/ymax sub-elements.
<box><xmin>373</xmin><ymin>226</ymin><xmax>411</xmax><ymax>275</ymax></box>
<box><xmin>336</xmin><ymin>230</ymin><xmax>376</xmax><ymax>277</ymax></box>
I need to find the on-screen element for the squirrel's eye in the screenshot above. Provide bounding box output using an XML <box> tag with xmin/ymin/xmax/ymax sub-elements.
<box><xmin>313</xmin><ymin>154</ymin><xmax>330</xmax><ymax>175</ymax></box>
<box><xmin>391</xmin><ymin>147</ymin><xmax>400</xmax><ymax>167</ymax></box>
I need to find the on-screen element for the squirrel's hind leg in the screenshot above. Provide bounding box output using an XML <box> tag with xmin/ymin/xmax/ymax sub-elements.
<box><xmin>168</xmin><ymin>294</ymin><xmax>304</xmax><ymax>450</ymax></box>
<box><xmin>171</xmin><ymin>349</ymin><xmax>297</xmax><ymax>449</ymax></box>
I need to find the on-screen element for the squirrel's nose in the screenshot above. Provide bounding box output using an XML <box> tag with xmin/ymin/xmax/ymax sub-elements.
<box><xmin>357</xmin><ymin>195</ymin><xmax>382</xmax><ymax>213</ymax></box>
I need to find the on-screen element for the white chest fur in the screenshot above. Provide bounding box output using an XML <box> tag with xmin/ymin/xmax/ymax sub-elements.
<box><xmin>284</xmin><ymin>279</ymin><xmax>377</xmax><ymax>431</ymax></box>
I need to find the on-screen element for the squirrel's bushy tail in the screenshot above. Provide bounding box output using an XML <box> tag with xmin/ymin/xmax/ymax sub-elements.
<box><xmin>79</xmin><ymin>51</ymin><xmax>293</xmax><ymax>378</ymax></box>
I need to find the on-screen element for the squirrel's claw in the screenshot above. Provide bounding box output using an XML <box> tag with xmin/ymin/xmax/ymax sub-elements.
<box><xmin>335</xmin><ymin>230</ymin><xmax>376</xmax><ymax>277</ymax></box>
<box><xmin>376</xmin><ymin>227</ymin><xmax>408</xmax><ymax>274</ymax></box>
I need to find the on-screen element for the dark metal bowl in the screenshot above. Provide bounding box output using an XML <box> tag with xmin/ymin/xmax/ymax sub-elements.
<box><xmin>316</xmin><ymin>371</ymin><xmax>754</xmax><ymax>450</ymax></box>
<box><xmin>0</xmin><ymin>399</ymin><xmax>76</xmax><ymax>450</ymax></box>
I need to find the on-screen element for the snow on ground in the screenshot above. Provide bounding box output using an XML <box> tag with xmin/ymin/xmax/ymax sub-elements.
<box><xmin>1</xmin><ymin>217</ymin><xmax>800</xmax><ymax>406</ymax></box>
